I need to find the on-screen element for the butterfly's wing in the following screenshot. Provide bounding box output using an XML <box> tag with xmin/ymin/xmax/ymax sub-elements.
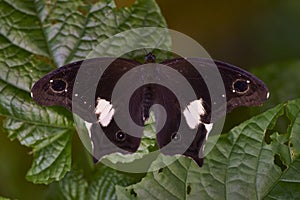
<box><xmin>156</xmin><ymin>58</ymin><xmax>269</xmax><ymax>166</ymax></box>
<box><xmin>31</xmin><ymin>58</ymin><xmax>145</xmax><ymax>162</ymax></box>
<box><xmin>31</xmin><ymin>60</ymin><xmax>81</xmax><ymax>111</ymax></box>
<box><xmin>161</xmin><ymin>58</ymin><xmax>269</xmax><ymax>116</ymax></box>
<box><xmin>92</xmin><ymin>58</ymin><xmax>146</xmax><ymax>161</ymax></box>
<box><xmin>32</xmin><ymin>55</ymin><xmax>269</xmax><ymax>167</ymax></box>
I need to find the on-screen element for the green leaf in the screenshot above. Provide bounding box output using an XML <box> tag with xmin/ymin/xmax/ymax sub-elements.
<box><xmin>117</xmin><ymin>99</ymin><xmax>300</xmax><ymax>200</ymax></box>
<box><xmin>115</xmin><ymin>186</ymin><xmax>134</xmax><ymax>200</ymax></box>
<box><xmin>1</xmin><ymin>80</ymin><xmax>73</xmax><ymax>184</ymax></box>
<box><xmin>46</xmin><ymin>166</ymin><xmax>139</xmax><ymax>200</ymax></box>
<box><xmin>0</xmin><ymin>0</ymin><xmax>168</xmax><ymax>184</ymax></box>
<box><xmin>87</xmin><ymin>166</ymin><xmax>139</xmax><ymax>200</ymax></box>
<box><xmin>55</xmin><ymin>168</ymin><xmax>88</xmax><ymax>200</ymax></box>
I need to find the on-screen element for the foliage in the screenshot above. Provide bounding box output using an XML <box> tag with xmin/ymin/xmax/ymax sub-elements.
<box><xmin>117</xmin><ymin>99</ymin><xmax>300</xmax><ymax>200</ymax></box>
<box><xmin>46</xmin><ymin>165</ymin><xmax>140</xmax><ymax>200</ymax></box>
<box><xmin>0</xmin><ymin>0</ymin><xmax>166</xmax><ymax>185</ymax></box>
<box><xmin>0</xmin><ymin>0</ymin><xmax>299</xmax><ymax>199</ymax></box>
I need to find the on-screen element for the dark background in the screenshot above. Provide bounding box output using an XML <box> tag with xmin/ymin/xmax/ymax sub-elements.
<box><xmin>156</xmin><ymin>0</ymin><xmax>300</xmax><ymax>67</ymax></box>
<box><xmin>117</xmin><ymin>0</ymin><xmax>300</xmax><ymax>67</ymax></box>
<box><xmin>1</xmin><ymin>0</ymin><xmax>300</xmax><ymax>198</ymax></box>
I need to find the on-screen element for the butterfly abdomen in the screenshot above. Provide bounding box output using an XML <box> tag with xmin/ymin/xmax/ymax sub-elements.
<box><xmin>142</xmin><ymin>85</ymin><xmax>154</xmax><ymax>121</ymax></box>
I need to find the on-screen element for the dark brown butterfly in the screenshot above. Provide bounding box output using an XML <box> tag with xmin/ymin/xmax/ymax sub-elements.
<box><xmin>31</xmin><ymin>53</ymin><xmax>269</xmax><ymax>166</ymax></box>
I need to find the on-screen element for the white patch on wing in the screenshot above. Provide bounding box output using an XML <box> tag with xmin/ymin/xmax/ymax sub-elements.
<box><xmin>183</xmin><ymin>98</ymin><xmax>206</xmax><ymax>129</ymax></box>
<box><xmin>266</xmin><ymin>92</ymin><xmax>270</xmax><ymax>99</ymax></box>
<box><xmin>84</xmin><ymin>121</ymin><xmax>93</xmax><ymax>138</ymax></box>
<box><xmin>94</xmin><ymin>97</ymin><xmax>115</xmax><ymax>127</ymax></box>
<box><xmin>101</xmin><ymin>108</ymin><xmax>115</xmax><ymax>127</ymax></box>
<box><xmin>199</xmin><ymin>122</ymin><xmax>214</xmax><ymax>158</ymax></box>
<box><xmin>95</xmin><ymin>98</ymin><xmax>109</xmax><ymax>114</ymax></box>
<box><xmin>203</xmin><ymin>123</ymin><xmax>213</xmax><ymax>141</ymax></box>
<box><xmin>204</xmin><ymin>123</ymin><xmax>213</xmax><ymax>134</ymax></box>
<box><xmin>84</xmin><ymin>121</ymin><xmax>94</xmax><ymax>150</ymax></box>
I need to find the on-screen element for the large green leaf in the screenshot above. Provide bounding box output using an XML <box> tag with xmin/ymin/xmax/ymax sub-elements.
<box><xmin>0</xmin><ymin>80</ymin><xmax>73</xmax><ymax>184</ymax></box>
<box><xmin>52</xmin><ymin>168</ymin><xmax>88</xmax><ymax>200</ymax></box>
<box><xmin>46</xmin><ymin>166</ymin><xmax>139</xmax><ymax>200</ymax></box>
<box><xmin>117</xmin><ymin>99</ymin><xmax>300</xmax><ymax>200</ymax></box>
<box><xmin>0</xmin><ymin>0</ymin><xmax>168</xmax><ymax>184</ymax></box>
<box><xmin>86</xmin><ymin>166</ymin><xmax>139</xmax><ymax>200</ymax></box>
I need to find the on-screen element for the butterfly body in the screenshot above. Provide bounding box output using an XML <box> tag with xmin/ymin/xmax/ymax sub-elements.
<box><xmin>31</xmin><ymin>53</ymin><xmax>269</xmax><ymax>166</ymax></box>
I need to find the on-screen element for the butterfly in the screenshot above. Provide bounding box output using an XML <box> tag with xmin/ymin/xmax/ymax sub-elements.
<box><xmin>31</xmin><ymin>53</ymin><xmax>269</xmax><ymax>167</ymax></box>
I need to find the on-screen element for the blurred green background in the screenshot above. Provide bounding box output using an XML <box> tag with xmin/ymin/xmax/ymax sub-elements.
<box><xmin>119</xmin><ymin>0</ymin><xmax>300</xmax><ymax>67</ymax></box>
<box><xmin>1</xmin><ymin>0</ymin><xmax>300</xmax><ymax>199</ymax></box>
